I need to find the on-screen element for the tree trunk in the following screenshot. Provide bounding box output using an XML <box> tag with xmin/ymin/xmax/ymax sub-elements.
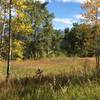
<box><xmin>6</xmin><ymin>0</ymin><xmax>12</xmax><ymax>82</ymax></box>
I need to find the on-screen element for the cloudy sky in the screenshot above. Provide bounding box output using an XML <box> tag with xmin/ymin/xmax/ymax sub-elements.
<box><xmin>37</xmin><ymin>0</ymin><xmax>85</xmax><ymax>29</ymax></box>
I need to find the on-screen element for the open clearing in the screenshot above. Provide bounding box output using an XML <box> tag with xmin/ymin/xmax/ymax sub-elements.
<box><xmin>0</xmin><ymin>57</ymin><xmax>100</xmax><ymax>100</ymax></box>
<box><xmin>0</xmin><ymin>57</ymin><xmax>96</xmax><ymax>80</ymax></box>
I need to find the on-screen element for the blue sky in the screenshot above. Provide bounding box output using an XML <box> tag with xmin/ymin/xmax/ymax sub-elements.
<box><xmin>37</xmin><ymin>0</ymin><xmax>86</xmax><ymax>29</ymax></box>
<box><xmin>48</xmin><ymin>2</ymin><xmax>83</xmax><ymax>29</ymax></box>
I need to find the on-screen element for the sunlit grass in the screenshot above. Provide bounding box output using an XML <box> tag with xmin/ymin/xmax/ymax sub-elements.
<box><xmin>0</xmin><ymin>57</ymin><xmax>99</xmax><ymax>100</ymax></box>
<box><xmin>0</xmin><ymin>57</ymin><xmax>96</xmax><ymax>79</ymax></box>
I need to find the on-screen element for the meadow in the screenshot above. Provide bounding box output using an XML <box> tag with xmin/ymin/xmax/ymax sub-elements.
<box><xmin>0</xmin><ymin>57</ymin><xmax>100</xmax><ymax>100</ymax></box>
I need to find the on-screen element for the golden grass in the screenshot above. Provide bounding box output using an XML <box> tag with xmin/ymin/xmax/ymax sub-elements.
<box><xmin>10</xmin><ymin>57</ymin><xmax>96</xmax><ymax>68</ymax></box>
<box><xmin>0</xmin><ymin>57</ymin><xmax>99</xmax><ymax>100</ymax></box>
<box><xmin>0</xmin><ymin>57</ymin><xmax>97</xmax><ymax>81</ymax></box>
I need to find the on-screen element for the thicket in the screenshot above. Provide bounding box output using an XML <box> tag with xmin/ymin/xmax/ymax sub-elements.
<box><xmin>0</xmin><ymin>1</ymin><xmax>99</xmax><ymax>60</ymax></box>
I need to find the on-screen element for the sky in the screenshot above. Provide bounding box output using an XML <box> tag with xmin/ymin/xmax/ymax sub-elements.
<box><xmin>37</xmin><ymin>0</ymin><xmax>86</xmax><ymax>29</ymax></box>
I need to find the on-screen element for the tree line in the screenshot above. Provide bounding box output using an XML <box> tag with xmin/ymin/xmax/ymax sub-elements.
<box><xmin>0</xmin><ymin>0</ymin><xmax>100</xmax><ymax>60</ymax></box>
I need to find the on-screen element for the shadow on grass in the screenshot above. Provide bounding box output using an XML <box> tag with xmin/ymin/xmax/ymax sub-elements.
<box><xmin>0</xmin><ymin>68</ymin><xmax>100</xmax><ymax>90</ymax></box>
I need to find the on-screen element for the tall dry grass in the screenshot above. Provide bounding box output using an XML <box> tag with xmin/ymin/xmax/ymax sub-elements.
<box><xmin>0</xmin><ymin>57</ymin><xmax>99</xmax><ymax>100</ymax></box>
<box><xmin>0</xmin><ymin>57</ymin><xmax>97</xmax><ymax>80</ymax></box>
<box><xmin>10</xmin><ymin>57</ymin><xmax>96</xmax><ymax>68</ymax></box>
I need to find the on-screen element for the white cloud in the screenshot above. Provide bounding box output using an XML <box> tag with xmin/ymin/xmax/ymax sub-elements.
<box><xmin>62</xmin><ymin>0</ymin><xmax>85</xmax><ymax>3</ymax></box>
<box><xmin>35</xmin><ymin>0</ymin><xmax>51</xmax><ymax>3</ymax></box>
<box><xmin>35</xmin><ymin>0</ymin><xmax>46</xmax><ymax>3</ymax></box>
<box><xmin>98</xmin><ymin>17</ymin><xmax>100</xmax><ymax>19</ymax></box>
<box><xmin>74</xmin><ymin>14</ymin><xmax>86</xmax><ymax>20</ymax></box>
<box><xmin>35</xmin><ymin>0</ymin><xmax>86</xmax><ymax>3</ymax></box>
<box><xmin>98</xmin><ymin>7</ymin><xmax>100</xmax><ymax>11</ymax></box>
<box><xmin>53</xmin><ymin>18</ymin><xmax>73</xmax><ymax>24</ymax></box>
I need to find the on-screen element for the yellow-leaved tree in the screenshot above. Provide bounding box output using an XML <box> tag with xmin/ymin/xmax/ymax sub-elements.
<box><xmin>82</xmin><ymin>0</ymin><xmax>100</xmax><ymax>69</ymax></box>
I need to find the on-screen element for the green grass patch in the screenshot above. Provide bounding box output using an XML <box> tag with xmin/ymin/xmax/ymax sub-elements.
<box><xmin>0</xmin><ymin>57</ymin><xmax>99</xmax><ymax>100</ymax></box>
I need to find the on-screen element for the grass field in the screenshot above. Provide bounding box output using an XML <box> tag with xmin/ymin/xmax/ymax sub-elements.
<box><xmin>0</xmin><ymin>57</ymin><xmax>100</xmax><ymax>100</ymax></box>
<box><xmin>0</xmin><ymin>57</ymin><xmax>96</xmax><ymax>79</ymax></box>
